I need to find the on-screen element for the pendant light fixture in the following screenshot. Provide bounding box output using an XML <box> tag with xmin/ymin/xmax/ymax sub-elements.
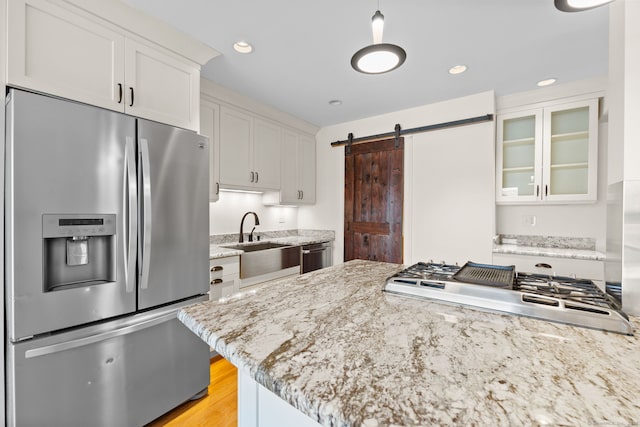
<box><xmin>351</xmin><ymin>5</ymin><xmax>406</xmax><ymax>74</ymax></box>
<box><xmin>554</xmin><ymin>0</ymin><xmax>614</xmax><ymax>12</ymax></box>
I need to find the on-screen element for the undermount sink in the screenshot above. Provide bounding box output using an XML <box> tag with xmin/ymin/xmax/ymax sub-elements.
<box><xmin>220</xmin><ymin>241</ymin><xmax>300</xmax><ymax>279</ymax></box>
<box><xmin>221</xmin><ymin>241</ymin><xmax>291</xmax><ymax>252</ymax></box>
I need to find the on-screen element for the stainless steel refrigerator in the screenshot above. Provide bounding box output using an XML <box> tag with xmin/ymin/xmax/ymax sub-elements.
<box><xmin>4</xmin><ymin>88</ymin><xmax>210</xmax><ymax>426</ymax></box>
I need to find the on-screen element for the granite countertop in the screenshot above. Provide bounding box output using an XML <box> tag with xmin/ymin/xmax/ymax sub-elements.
<box><xmin>209</xmin><ymin>245</ymin><xmax>243</xmax><ymax>259</ymax></box>
<box><xmin>493</xmin><ymin>244</ymin><xmax>606</xmax><ymax>261</ymax></box>
<box><xmin>210</xmin><ymin>231</ymin><xmax>335</xmax><ymax>260</ymax></box>
<box><xmin>179</xmin><ymin>260</ymin><xmax>640</xmax><ymax>426</ymax></box>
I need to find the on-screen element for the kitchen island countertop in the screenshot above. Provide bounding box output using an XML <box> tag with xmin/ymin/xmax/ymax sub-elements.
<box><xmin>179</xmin><ymin>260</ymin><xmax>640</xmax><ymax>426</ymax></box>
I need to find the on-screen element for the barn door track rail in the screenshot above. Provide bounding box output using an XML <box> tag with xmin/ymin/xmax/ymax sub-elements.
<box><xmin>332</xmin><ymin>114</ymin><xmax>494</xmax><ymax>154</ymax></box>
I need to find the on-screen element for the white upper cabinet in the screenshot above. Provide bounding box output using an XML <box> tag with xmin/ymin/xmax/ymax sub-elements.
<box><xmin>7</xmin><ymin>0</ymin><xmax>201</xmax><ymax>131</ymax></box>
<box><xmin>124</xmin><ymin>39</ymin><xmax>200</xmax><ymax>131</ymax></box>
<box><xmin>253</xmin><ymin>118</ymin><xmax>282</xmax><ymax>190</ymax></box>
<box><xmin>200</xmin><ymin>100</ymin><xmax>220</xmax><ymax>202</ymax></box>
<box><xmin>7</xmin><ymin>0</ymin><xmax>125</xmax><ymax>111</ymax></box>
<box><xmin>496</xmin><ymin>98</ymin><xmax>598</xmax><ymax>204</ymax></box>
<box><xmin>265</xmin><ymin>130</ymin><xmax>316</xmax><ymax>205</ymax></box>
<box><xmin>219</xmin><ymin>105</ymin><xmax>281</xmax><ymax>191</ymax></box>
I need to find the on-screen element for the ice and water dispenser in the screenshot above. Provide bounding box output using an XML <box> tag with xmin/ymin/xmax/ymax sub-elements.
<box><xmin>42</xmin><ymin>214</ymin><xmax>116</xmax><ymax>291</ymax></box>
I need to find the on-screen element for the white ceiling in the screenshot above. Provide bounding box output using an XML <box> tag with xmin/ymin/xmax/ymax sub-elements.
<box><xmin>123</xmin><ymin>0</ymin><xmax>608</xmax><ymax>127</ymax></box>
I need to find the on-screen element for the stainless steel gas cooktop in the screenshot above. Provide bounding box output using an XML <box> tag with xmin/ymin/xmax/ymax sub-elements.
<box><xmin>384</xmin><ymin>261</ymin><xmax>633</xmax><ymax>335</ymax></box>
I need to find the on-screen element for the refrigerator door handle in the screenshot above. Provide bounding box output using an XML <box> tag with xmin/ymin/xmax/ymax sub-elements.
<box><xmin>124</xmin><ymin>137</ymin><xmax>138</xmax><ymax>293</ymax></box>
<box><xmin>24</xmin><ymin>312</ymin><xmax>177</xmax><ymax>359</ymax></box>
<box><xmin>140</xmin><ymin>138</ymin><xmax>152</xmax><ymax>290</ymax></box>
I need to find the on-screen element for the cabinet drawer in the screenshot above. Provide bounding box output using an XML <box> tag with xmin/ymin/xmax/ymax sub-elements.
<box><xmin>209</xmin><ymin>278</ymin><xmax>238</xmax><ymax>301</ymax></box>
<box><xmin>209</xmin><ymin>256</ymin><xmax>240</xmax><ymax>280</ymax></box>
<box><xmin>492</xmin><ymin>253</ymin><xmax>603</xmax><ymax>281</ymax></box>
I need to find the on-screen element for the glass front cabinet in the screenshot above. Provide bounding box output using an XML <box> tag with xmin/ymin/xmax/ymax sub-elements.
<box><xmin>496</xmin><ymin>98</ymin><xmax>598</xmax><ymax>203</ymax></box>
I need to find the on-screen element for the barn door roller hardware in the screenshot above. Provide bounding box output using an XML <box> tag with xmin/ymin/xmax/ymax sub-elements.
<box><xmin>331</xmin><ymin>114</ymin><xmax>494</xmax><ymax>148</ymax></box>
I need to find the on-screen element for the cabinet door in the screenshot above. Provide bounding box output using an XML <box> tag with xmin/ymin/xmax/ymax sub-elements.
<box><xmin>496</xmin><ymin>109</ymin><xmax>543</xmax><ymax>203</ymax></box>
<box><xmin>280</xmin><ymin>131</ymin><xmax>300</xmax><ymax>203</ymax></box>
<box><xmin>7</xmin><ymin>0</ymin><xmax>125</xmax><ymax>112</ymax></box>
<box><xmin>542</xmin><ymin>99</ymin><xmax>598</xmax><ymax>202</ymax></box>
<box><xmin>124</xmin><ymin>39</ymin><xmax>200</xmax><ymax>131</ymax></box>
<box><xmin>298</xmin><ymin>134</ymin><xmax>316</xmax><ymax>204</ymax></box>
<box><xmin>200</xmin><ymin>100</ymin><xmax>220</xmax><ymax>202</ymax></box>
<box><xmin>220</xmin><ymin>106</ymin><xmax>253</xmax><ymax>188</ymax></box>
<box><xmin>253</xmin><ymin>118</ymin><xmax>282</xmax><ymax>190</ymax></box>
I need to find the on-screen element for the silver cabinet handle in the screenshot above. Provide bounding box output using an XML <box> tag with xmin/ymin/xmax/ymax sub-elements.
<box><xmin>124</xmin><ymin>136</ymin><xmax>138</xmax><ymax>293</ymax></box>
<box><xmin>210</xmin><ymin>278</ymin><xmax>223</xmax><ymax>285</ymax></box>
<box><xmin>25</xmin><ymin>311</ymin><xmax>177</xmax><ymax>359</ymax></box>
<box><xmin>255</xmin><ymin>172</ymin><xmax>259</xmax><ymax>183</ymax></box>
<box><xmin>140</xmin><ymin>138</ymin><xmax>152</xmax><ymax>290</ymax></box>
<box><xmin>250</xmin><ymin>171</ymin><xmax>254</xmax><ymax>183</ymax></box>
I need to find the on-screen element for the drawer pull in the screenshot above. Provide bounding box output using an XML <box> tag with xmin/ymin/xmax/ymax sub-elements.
<box><xmin>210</xmin><ymin>278</ymin><xmax>223</xmax><ymax>285</ymax></box>
<box><xmin>210</xmin><ymin>266</ymin><xmax>223</xmax><ymax>272</ymax></box>
<box><xmin>535</xmin><ymin>263</ymin><xmax>552</xmax><ymax>269</ymax></box>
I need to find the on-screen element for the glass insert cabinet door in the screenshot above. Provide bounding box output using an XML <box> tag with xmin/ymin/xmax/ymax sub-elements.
<box><xmin>496</xmin><ymin>98</ymin><xmax>598</xmax><ymax>204</ymax></box>
<box><xmin>496</xmin><ymin>110</ymin><xmax>543</xmax><ymax>202</ymax></box>
<box><xmin>542</xmin><ymin>99</ymin><xmax>598</xmax><ymax>202</ymax></box>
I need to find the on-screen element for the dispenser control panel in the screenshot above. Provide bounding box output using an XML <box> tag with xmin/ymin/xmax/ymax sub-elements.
<box><xmin>42</xmin><ymin>214</ymin><xmax>116</xmax><ymax>238</ymax></box>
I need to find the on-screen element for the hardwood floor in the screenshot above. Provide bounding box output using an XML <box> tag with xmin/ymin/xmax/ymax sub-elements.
<box><xmin>145</xmin><ymin>355</ymin><xmax>238</xmax><ymax>427</ymax></box>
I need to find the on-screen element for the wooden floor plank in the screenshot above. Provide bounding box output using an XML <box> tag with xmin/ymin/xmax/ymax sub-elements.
<box><xmin>145</xmin><ymin>356</ymin><xmax>237</xmax><ymax>427</ymax></box>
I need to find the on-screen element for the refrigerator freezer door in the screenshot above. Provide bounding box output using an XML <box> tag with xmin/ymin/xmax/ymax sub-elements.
<box><xmin>6</xmin><ymin>297</ymin><xmax>210</xmax><ymax>427</ymax></box>
<box><xmin>137</xmin><ymin>119</ymin><xmax>209</xmax><ymax>309</ymax></box>
<box><xmin>4</xmin><ymin>89</ymin><xmax>137</xmax><ymax>340</ymax></box>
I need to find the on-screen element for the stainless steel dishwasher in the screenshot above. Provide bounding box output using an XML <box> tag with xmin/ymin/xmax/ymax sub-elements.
<box><xmin>301</xmin><ymin>241</ymin><xmax>333</xmax><ymax>273</ymax></box>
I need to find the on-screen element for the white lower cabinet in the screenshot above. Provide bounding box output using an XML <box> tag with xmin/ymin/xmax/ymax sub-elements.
<box><xmin>492</xmin><ymin>253</ymin><xmax>604</xmax><ymax>282</ymax></box>
<box><xmin>7</xmin><ymin>0</ymin><xmax>201</xmax><ymax>131</ymax></box>
<box><xmin>239</xmin><ymin>371</ymin><xmax>321</xmax><ymax>427</ymax></box>
<box><xmin>209</xmin><ymin>256</ymin><xmax>240</xmax><ymax>301</ymax></box>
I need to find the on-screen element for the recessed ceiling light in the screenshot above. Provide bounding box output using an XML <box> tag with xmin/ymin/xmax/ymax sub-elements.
<box><xmin>554</xmin><ymin>0</ymin><xmax>614</xmax><ymax>12</ymax></box>
<box><xmin>233</xmin><ymin>41</ymin><xmax>253</xmax><ymax>54</ymax></box>
<box><xmin>448</xmin><ymin>65</ymin><xmax>467</xmax><ymax>75</ymax></box>
<box><xmin>537</xmin><ymin>78</ymin><xmax>557</xmax><ymax>87</ymax></box>
<box><xmin>328</xmin><ymin>100</ymin><xmax>342</xmax><ymax>106</ymax></box>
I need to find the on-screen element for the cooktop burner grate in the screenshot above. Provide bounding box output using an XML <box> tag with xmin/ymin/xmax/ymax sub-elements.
<box><xmin>452</xmin><ymin>262</ymin><xmax>515</xmax><ymax>289</ymax></box>
<box><xmin>384</xmin><ymin>262</ymin><xmax>633</xmax><ymax>335</ymax></box>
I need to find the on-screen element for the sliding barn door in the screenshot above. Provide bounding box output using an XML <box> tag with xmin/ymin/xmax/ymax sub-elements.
<box><xmin>344</xmin><ymin>138</ymin><xmax>403</xmax><ymax>263</ymax></box>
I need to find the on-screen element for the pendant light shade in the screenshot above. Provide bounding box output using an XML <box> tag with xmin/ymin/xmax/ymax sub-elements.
<box><xmin>554</xmin><ymin>0</ymin><xmax>614</xmax><ymax>12</ymax></box>
<box><xmin>351</xmin><ymin>9</ymin><xmax>406</xmax><ymax>74</ymax></box>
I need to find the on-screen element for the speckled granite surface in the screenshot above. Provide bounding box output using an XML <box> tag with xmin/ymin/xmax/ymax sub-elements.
<box><xmin>210</xmin><ymin>229</ymin><xmax>335</xmax><ymax>245</ymax></box>
<box><xmin>210</xmin><ymin>229</ymin><xmax>335</xmax><ymax>260</ymax></box>
<box><xmin>493</xmin><ymin>234</ymin><xmax>605</xmax><ymax>260</ymax></box>
<box><xmin>179</xmin><ymin>260</ymin><xmax>640</xmax><ymax>427</ymax></box>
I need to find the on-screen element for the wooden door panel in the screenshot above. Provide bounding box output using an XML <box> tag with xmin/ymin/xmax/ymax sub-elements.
<box><xmin>345</xmin><ymin>138</ymin><xmax>403</xmax><ymax>263</ymax></box>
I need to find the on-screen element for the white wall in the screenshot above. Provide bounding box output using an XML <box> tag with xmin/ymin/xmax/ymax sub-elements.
<box><xmin>299</xmin><ymin>91</ymin><xmax>496</xmax><ymax>266</ymax></box>
<box><xmin>209</xmin><ymin>191</ymin><xmax>298</xmax><ymax>235</ymax></box>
